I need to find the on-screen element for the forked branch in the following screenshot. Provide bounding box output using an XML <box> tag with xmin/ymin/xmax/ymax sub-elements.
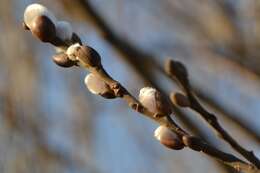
<box><xmin>22</xmin><ymin>3</ymin><xmax>259</xmax><ymax>173</ymax></box>
<box><xmin>165</xmin><ymin>59</ymin><xmax>260</xmax><ymax>168</ymax></box>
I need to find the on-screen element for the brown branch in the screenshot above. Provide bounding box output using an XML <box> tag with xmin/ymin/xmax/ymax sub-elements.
<box><xmin>193</xmin><ymin>89</ymin><xmax>260</xmax><ymax>143</ymax></box>
<box><xmin>172</xmin><ymin>110</ymin><xmax>237</xmax><ymax>173</ymax></box>
<box><xmin>61</xmin><ymin>0</ymin><xmax>160</xmax><ymax>86</ymax></box>
<box><xmin>24</xmin><ymin>35</ymin><xmax>257</xmax><ymax>173</ymax></box>
<box><xmin>165</xmin><ymin>59</ymin><xmax>260</xmax><ymax>168</ymax></box>
<box><xmin>74</xmin><ymin>45</ymin><xmax>257</xmax><ymax>173</ymax></box>
<box><xmin>58</xmin><ymin>1</ymin><xmax>260</xmax><ymax>171</ymax></box>
<box><xmin>23</xmin><ymin>2</ymin><xmax>260</xmax><ymax>172</ymax></box>
<box><xmin>66</xmin><ymin>2</ymin><xmax>238</xmax><ymax>172</ymax></box>
<box><xmin>64</xmin><ymin>0</ymin><xmax>260</xmax><ymax>145</ymax></box>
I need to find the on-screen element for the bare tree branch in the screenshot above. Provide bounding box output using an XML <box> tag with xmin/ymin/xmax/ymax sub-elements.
<box><xmin>194</xmin><ymin>89</ymin><xmax>260</xmax><ymax>143</ymax></box>
<box><xmin>65</xmin><ymin>0</ymin><xmax>260</xmax><ymax>146</ymax></box>
<box><xmin>23</xmin><ymin>2</ymin><xmax>260</xmax><ymax>172</ymax></box>
<box><xmin>165</xmin><ymin>59</ymin><xmax>260</xmax><ymax>168</ymax></box>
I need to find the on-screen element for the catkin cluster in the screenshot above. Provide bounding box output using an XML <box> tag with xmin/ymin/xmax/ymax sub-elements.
<box><xmin>23</xmin><ymin>3</ymin><xmax>185</xmax><ymax>150</ymax></box>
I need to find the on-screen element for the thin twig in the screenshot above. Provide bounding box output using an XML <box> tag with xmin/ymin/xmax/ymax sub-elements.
<box><xmin>165</xmin><ymin>59</ymin><xmax>260</xmax><ymax>168</ymax></box>
<box><xmin>193</xmin><ymin>89</ymin><xmax>260</xmax><ymax>143</ymax></box>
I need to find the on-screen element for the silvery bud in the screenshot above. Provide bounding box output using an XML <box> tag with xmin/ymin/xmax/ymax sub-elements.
<box><xmin>139</xmin><ymin>87</ymin><xmax>172</xmax><ymax>117</ymax></box>
<box><xmin>23</xmin><ymin>4</ymin><xmax>57</xmax><ymax>42</ymax></box>
<box><xmin>24</xmin><ymin>3</ymin><xmax>57</xmax><ymax>29</ymax></box>
<box><xmin>154</xmin><ymin>125</ymin><xmax>184</xmax><ymax>150</ymax></box>
<box><xmin>56</xmin><ymin>21</ymin><xmax>73</xmax><ymax>41</ymax></box>
<box><xmin>84</xmin><ymin>73</ymin><xmax>116</xmax><ymax>99</ymax></box>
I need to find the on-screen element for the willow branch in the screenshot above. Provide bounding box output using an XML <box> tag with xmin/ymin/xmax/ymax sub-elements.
<box><xmin>193</xmin><ymin>89</ymin><xmax>260</xmax><ymax>143</ymax></box>
<box><xmin>23</xmin><ymin>3</ymin><xmax>259</xmax><ymax>172</ymax></box>
<box><xmin>27</xmin><ymin>37</ymin><xmax>258</xmax><ymax>173</ymax></box>
<box><xmin>75</xmin><ymin>45</ymin><xmax>258</xmax><ymax>173</ymax></box>
<box><xmin>72</xmin><ymin>0</ymin><xmax>260</xmax><ymax>169</ymax></box>
<box><xmin>165</xmin><ymin>59</ymin><xmax>260</xmax><ymax>168</ymax></box>
<box><xmin>63</xmin><ymin>0</ymin><xmax>260</xmax><ymax>145</ymax></box>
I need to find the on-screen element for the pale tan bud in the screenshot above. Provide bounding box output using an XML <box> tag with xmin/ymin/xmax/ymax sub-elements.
<box><xmin>170</xmin><ymin>92</ymin><xmax>190</xmax><ymax>107</ymax></box>
<box><xmin>56</xmin><ymin>21</ymin><xmax>73</xmax><ymax>41</ymax></box>
<box><xmin>154</xmin><ymin>125</ymin><xmax>184</xmax><ymax>150</ymax></box>
<box><xmin>84</xmin><ymin>73</ymin><xmax>116</xmax><ymax>99</ymax></box>
<box><xmin>139</xmin><ymin>87</ymin><xmax>172</xmax><ymax>117</ymax></box>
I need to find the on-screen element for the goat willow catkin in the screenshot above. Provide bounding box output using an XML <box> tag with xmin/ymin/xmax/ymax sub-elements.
<box><xmin>139</xmin><ymin>87</ymin><xmax>172</xmax><ymax>117</ymax></box>
<box><xmin>24</xmin><ymin>3</ymin><xmax>57</xmax><ymax>42</ymax></box>
<box><xmin>24</xmin><ymin>3</ymin><xmax>57</xmax><ymax>28</ymax></box>
<box><xmin>84</xmin><ymin>73</ymin><xmax>116</xmax><ymax>99</ymax></box>
<box><xmin>154</xmin><ymin>125</ymin><xmax>184</xmax><ymax>150</ymax></box>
